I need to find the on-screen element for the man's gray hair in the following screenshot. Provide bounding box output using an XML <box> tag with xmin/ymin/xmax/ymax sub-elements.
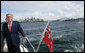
<box><xmin>6</xmin><ymin>13</ymin><xmax>13</xmax><ymax>18</ymax></box>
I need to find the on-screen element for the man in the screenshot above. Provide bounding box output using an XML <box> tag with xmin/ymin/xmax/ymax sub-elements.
<box><xmin>2</xmin><ymin>13</ymin><xmax>28</xmax><ymax>52</ymax></box>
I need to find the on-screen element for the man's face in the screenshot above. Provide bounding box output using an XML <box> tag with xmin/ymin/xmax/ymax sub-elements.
<box><xmin>6</xmin><ymin>14</ymin><xmax>13</xmax><ymax>22</ymax></box>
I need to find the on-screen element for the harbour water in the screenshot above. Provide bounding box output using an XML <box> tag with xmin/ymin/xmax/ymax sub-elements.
<box><xmin>1</xmin><ymin>20</ymin><xmax>84</xmax><ymax>52</ymax></box>
<box><xmin>20</xmin><ymin>21</ymin><xmax>84</xmax><ymax>52</ymax></box>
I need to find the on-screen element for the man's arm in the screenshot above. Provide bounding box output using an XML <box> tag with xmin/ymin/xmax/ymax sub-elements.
<box><xmin>17</xmin><ymin>22</ymin><xmax>28</xmax><ymax>40</ymax></box>
<box><xmin>1</xmin><ymin>24</ymin><xmax>6</xmax><ymax>52</ymax></box>
<box><xmin>17</xmin><ymin>22</ymin><xmax>25</xmax><ymax>37</ymax></box>
<box><xmin>2</xmin><ymin>24</ymin><xmax>6</xmax><ymax>40</ymax></box>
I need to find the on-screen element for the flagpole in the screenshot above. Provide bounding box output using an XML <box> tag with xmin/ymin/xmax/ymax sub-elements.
<box><xmin>36</xmin><ymin>21</ymin><xmax>50</xmax><ymax>52</ymax></box>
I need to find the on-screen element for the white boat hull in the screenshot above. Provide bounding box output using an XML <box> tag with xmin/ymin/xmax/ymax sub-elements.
<box><xmin>3</xmin><ymin>43</ymin><xmax>29</xmax><ymax>52</ymax></box>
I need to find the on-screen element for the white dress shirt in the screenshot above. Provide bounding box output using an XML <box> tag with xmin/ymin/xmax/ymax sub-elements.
<box><xmin>8</xmin><ymin>21</ymin><xmax>13</xmax><ymax>29</ymax></box>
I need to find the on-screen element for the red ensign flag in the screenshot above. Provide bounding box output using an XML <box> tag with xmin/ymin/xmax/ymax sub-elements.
<box><xmin>43</xmin><ymin>25</ymin><xmax>54</xmax><ymax>52</ymax></box>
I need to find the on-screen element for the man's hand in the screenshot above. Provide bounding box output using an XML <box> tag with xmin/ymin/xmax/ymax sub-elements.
<box><xmin>24</xmin><ymin>36</ymin><xmax>28</xmax><ymax>40</ymax></box>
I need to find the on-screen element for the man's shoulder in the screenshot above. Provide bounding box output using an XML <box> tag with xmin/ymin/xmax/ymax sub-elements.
<box><xmin>3</xmin><ymin>22</ymin><xmax>7</xmax><ymax>25</ymax></box>
<box><xmin>13</xmin><ymin>21</ymin><xmax>20</xmax><ymax>23</ymax></box>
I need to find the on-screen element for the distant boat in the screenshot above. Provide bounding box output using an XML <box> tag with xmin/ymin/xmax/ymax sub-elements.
<box><xmin>3</xmin><ymin>43</ymin><xmax>29</xmax><ymax>52</ymax></box>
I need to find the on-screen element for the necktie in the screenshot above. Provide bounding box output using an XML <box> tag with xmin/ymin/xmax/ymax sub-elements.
<box><xmin>9</xmin><ymin>22</ymin><xmax>11</xmax><ymax>32</ymax></box>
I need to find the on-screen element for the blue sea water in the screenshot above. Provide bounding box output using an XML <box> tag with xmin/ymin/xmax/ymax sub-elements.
<box><xmin>1</xmin><ymin>21</ymin><xmax>84</xmax><ymax>52</ymax></box>
<box><xmin>20</xmin><ymin>21</ymin><xmax>84</xmax><ymax>52</ymax></box>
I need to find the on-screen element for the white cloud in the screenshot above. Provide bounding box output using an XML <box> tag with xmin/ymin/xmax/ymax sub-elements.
<box><xmin>48</xmin><ymin>13</ymin><xmax>54</xmax><ymax>16</ymax></box>
<box><xmin>1</xmin><ymin>1</ymin><xmax>84</xmax><ymax>22</ymax></box>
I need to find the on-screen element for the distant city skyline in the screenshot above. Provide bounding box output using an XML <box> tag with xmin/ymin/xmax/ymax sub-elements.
<box><xmin>1</xmin><ymin>1</ymin><xmax>84</xmax><ymax>22</ymax></box>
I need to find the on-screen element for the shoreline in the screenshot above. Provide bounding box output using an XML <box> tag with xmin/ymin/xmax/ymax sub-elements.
<box><xmin>1</xmin><ymin>21</ymin><xmax>45</xmax><ymax>24</ymax></box>
<box><xmin>1</xmin><ymin>18</ymin><xmax>84</xmax><ymax>24</ymax></box>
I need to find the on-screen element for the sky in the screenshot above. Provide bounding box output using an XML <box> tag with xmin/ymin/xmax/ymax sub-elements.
<box><xmin>1</xmin><ymin>1</ymin><xmax>84</xmax><ymax>22</ymax></box>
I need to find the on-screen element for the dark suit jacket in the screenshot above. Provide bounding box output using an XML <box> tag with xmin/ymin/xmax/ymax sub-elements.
<box><xmin>1</xmin><ymin>32</ymin><xmax>4</xmax><ymax>52</ymax></box>
<box><xmin>2</xmin><ymin>21</ymin><xmax>26</xmax><ymax>47</ymax></box>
